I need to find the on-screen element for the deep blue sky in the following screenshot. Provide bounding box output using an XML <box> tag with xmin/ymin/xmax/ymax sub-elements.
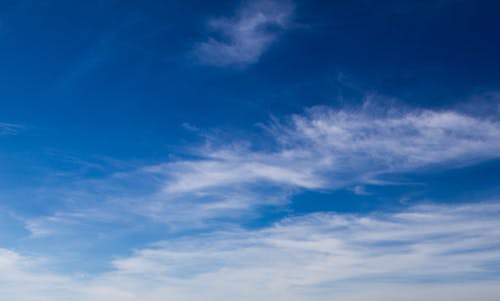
<box><xmin>2</xmin><ymin>0</ymin><xmax>500</xmax><ymax>155</ymax></box>
<box><xmin>0</xmin><ymin>1</ymin><xmax>500</xmax><ymax>300</ymax></box>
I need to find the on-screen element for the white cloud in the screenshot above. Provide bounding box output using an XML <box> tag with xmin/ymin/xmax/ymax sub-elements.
<box><xmin>193</xmin><ymin>0</ymin><xmax>294</xmax><ymax>66</ymax></box>
<box><xmin>24</xmin><ymin>102</ymin><xmax>500</xmax><ymax>230</ymax></box>
<box><xmin>273</xmin><ymin>103</ymin><xmax>500</xmax><ymax>176</ymax></box>
<box><xmin>2</xmin><ymin>202</ymin><xmax>500</xmax><ymax>300</ymax></box>
<box><xmin>133</xmin><ymin>102</ymin><xmax>500</xmax><ymax>224</ymax></box>
<box><xmin>159</xmin><ymin>102</ymin><xmax>500</xmax><ymax>192</ymax></box>
<box><xmin>112</xmin><ymin>203</ymin><xmax>500</xmax><ymax>281</ymax></box>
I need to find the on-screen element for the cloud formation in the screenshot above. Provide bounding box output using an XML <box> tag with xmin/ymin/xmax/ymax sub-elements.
<box><xmin>3</xmin><ymin>202</ymin><xmax>500</xmax><ymax>300</ymax></box>
<box><xmin>194</xmin><ymin>0</ymin><xmax>293</xmax><ymax>66</ymax></box>
<box><xmin>4</xmin><ymin>101</ymin><xmax>500</xmax><ymax>300</ymax></box>
<box><xmin>135</xmin><ymin>102</ymin><xmax>500</xmax><ymax>224</ymax></box>
<box><xmin>21</xmin><ymin>101</ymin><xmax>500</xmax><ymax>231</ymax></box>
<box><xmin>163</xmin><ymin>103</ymin><xmax>500</xmax><ymax>192</ymax></box>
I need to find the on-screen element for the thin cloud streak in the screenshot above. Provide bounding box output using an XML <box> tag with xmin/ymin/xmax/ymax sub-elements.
<box><xmin>0</xmin><ymin>122</ymin><xmax>22</xmax><ymax>136</ymax></box>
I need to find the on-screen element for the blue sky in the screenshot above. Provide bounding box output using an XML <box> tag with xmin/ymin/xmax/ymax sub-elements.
<box><xmin>1</xmin><ymin>0</ymin><xmax>500</xmax><ymax>300</ymax></box>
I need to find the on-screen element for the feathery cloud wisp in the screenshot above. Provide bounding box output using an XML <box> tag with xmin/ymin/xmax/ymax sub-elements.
<box><xmin>23</xmin><ymin>101</ymin><xmax>500</xmax><ymax>230</ymax></box>
<box><xmin>135</xmin><ymin>103</ymin><xmax>500</xmax><ymax>223</ymax></box>
<box><xmin>194</xmin><ymin>0</ymin><xmax>293</xmax><ymax>66</ymax></box>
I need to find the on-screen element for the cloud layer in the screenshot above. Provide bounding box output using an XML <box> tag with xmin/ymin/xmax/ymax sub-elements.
<box><xmin>3</xmin><ymin>101</ymin><xmax>500</xmax><ymax>300</ymax></box>
<box><xmin>3</xmin><ymin>202</ymin><xmax>500</xmax><ymax>301</ymax></box>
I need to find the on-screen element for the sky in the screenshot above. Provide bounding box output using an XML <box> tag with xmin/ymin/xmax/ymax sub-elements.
<box><xmin>1</xmin><ymin>0</ymin><xmax>500</xmax><ymax>300</ymax></box>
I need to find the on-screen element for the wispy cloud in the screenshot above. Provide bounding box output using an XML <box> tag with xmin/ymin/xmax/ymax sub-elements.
<box><xmin>161</xmin><ymin>102</ymin><xmax>500</xmax><ymax>191</ymax></box>
<box><xmin>134</xmin><ymin>101</ymin><xmax>500</xmax><ymax>223</ymax></box>
<box><xmin>20</xmin><ymin>101</ymin><xmax>500</xmax><ymax>230</ymax></box>
<box><xmin>109</xmin><ymin>202</ymin><xmax>500</xmax><ymax>300</ymax></box>
<box><xmin>193</xmin><ymin>0</ymin><xmax>294</xmax><ymax>66</ymax></box>
<box><xmin>0</xmin><ymin>122</ymin><xmax>22</xmax><ymax>136</ymax></box>
<box><xmin>4</xmin><ymin>99</ymin><xmax>500</xmax><ymax>299</ymax></box>
<box><xmin>3</xmin><ymin>202</ymin><xmax>500</xmax><ymax>300</ymax></box>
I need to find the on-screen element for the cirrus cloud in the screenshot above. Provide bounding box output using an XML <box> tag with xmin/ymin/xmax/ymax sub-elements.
<box><xmin>193</xmin><ymin>0</ymin><xmax>294</xmax><ymax>66</ymax></box>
